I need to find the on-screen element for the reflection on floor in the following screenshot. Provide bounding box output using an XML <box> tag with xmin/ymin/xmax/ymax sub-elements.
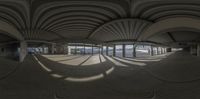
<box><xmin>1</xmin><ymin>51</ymin><xmax>200</xmax><ymax>99</ymax></box>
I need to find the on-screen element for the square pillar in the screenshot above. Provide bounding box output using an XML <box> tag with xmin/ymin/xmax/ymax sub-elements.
<box><xmin>150</xmin><ymin>46</ymin><xmax>154</xmax><ymax>56</ymax></box>
<box><xmin>75</xmin><ymin>46</ymin><xmax>77</xmax><ymax>55</ymax></box>
<box><xmin>113</xmin><ymin>44</ymin><xmax>116</xmax><ymax>57</ymax></box>
<box><xmin>92</xmin><ymin>45</ymin><xmax>94</xmax><ymax>55</ymax></box>
<box><xmin>106</xmin><ymin>46</ymin><xmax>108</xmax><ymax>56</ymax></box>
<box><xmin>101</xmin><ymin>45</ymin><xmax>103</xmax><ymax>55</ymax></box>
<box><xmin>133</xmin><ymin>44</ymin><xmax>136</xmax><ymax>57</ymax></box>
<box><xmin>157</xmin><ymin>47</ymin><xmax>159</xmax><ymax>55</ymax></box>
<box><xmin>50</xmin><ymin>43</ymin><xmax>55</xmax><ymax>54</ymax></box>
<box><xmin>122</xmin><ymin>44</ymin><xmax>126</xmax><ymax>57</ymax></box>
<box><xmin>19</xmin><ymin>41</ymin><xmax>27</xmax><ymax>62</ymax></box>
<box><xmin>197</xmin><ymin>44</ymin><xmax>200</xmax><ymax>56</ymax></box>
<box><xmin>83</xmin><ymin>45</ymin><xmax>86</xmax><ymax>55</ymax></box>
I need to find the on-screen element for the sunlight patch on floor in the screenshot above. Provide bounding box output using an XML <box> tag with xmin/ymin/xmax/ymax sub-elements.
<box><xmin>113</xmin><ymin>57</ymin><xmax>146</xmax><ymax>66</ymax></box>
<box><xmin>81</xmin><ymin>55</ymin><xmax>101</xmax><ymax>66</ymax></box>
<box><xmin>105</xmin><ymin>56</ymin><xmax>128</xmax><ymax>67</ymax></box>
<box><xmin>58</xmin><ymin>55</ymin><xmax>90</xmax><ymax>66</ymax></box>
<box><xmin>64</xmin><ymin>74</ymin><xmax>104</xmax><ymax>82</ymax></box>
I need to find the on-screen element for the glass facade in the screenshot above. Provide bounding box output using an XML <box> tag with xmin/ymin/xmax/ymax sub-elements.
<box><xmin>85</xmin><ymin>46</ymin><xmax>92</xmax><ymax>54</ymax></box>
<box><xmin>76</xmin><ymin>46</ymin><xmax>84</xmax><ymax>54</ymax></box>
<box><xmin>153</xmin><ymin>47</ymin><xmax>158</xmax><ymax>55</ymax></box>
<box><xmin>66</xmin><ymin>43</ymin><xmax>166</xmax><ymax>57</ymax></box>
<box><xmin>136</xmin><ymin>45</ymin><xmax>151</xmax><ymax>57</ymax></box>
<box><xmin>115</xmin><ymin>45</ymin><xmax>123</xmax><ymax>57</ymax></box>
<box><xmin>68</xmin><ymin>46</ymin><xmax>76</xmax><ymax>55</ymax></box>
<box><xmin>27</xmin><ymin>47</ymin><xmax>48</xmax><ymax>54</ymax></box>
<box><xmin>93</xmin><ymin>47</ymin><xmax>100</xmax><ymax>54</ymax></box>
<box><xmin>108</xmin><ymin>47</ymin><xmax>113</xmax><ymax>56</ymax></box>
<box><xmin>125</xmin><ymin>45</ymin><xmax>133</xmax><ymax>58</ymax></box>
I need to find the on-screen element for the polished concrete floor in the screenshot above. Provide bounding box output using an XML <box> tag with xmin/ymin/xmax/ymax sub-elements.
<box><xmin>0</xmin><ymin>51</ymin><xmax>200</xmax><ymax>99</ymax></box>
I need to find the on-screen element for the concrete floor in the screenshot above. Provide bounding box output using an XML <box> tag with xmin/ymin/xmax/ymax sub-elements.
<box><xmin>0</xmin><ymin>51</ymin><xmax>200</xmax><ymax>99</ymax></box>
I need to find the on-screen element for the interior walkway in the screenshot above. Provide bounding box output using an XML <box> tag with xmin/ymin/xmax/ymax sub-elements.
<box><xmin>0</xmin><ymin>51</ymin><xmax>200</xmax><ymax>99</ymax></box>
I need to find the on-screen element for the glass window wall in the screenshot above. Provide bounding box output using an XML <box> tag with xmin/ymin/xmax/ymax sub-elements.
<box><xmin>125</xmin><ymin>45</ymin><xmax>133</xmax><ymax>57</ymax></box>
<box><xmin>115</xmin><ymin>45</ymin><xmax>123</xmax><ymax>57</ymax></box>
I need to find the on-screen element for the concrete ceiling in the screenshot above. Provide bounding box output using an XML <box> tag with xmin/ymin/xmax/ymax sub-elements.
<box><xmin>0</xmin><ymin>0</ymin><xmax>200</xmax><ymax>44</ymax></box>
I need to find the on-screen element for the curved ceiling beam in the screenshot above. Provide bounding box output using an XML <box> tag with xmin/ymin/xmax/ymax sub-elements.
<box><xmin>138</xmin><ymin>17</ymin><xmax>200</xmax><ymax>41</ymax></box>
<box><xmin>33</xmin><ymin>1</ymin><xmax>126</xmax><ymax>28</ymax></box>
<box><xmin>0</xmin><ymin>20</ymin><xmax>24</xmax><ymax>40</ymax></box>
<box><xmin>44</xmin><ymin>17</ymin><xmax>103</xmax><ymax>31</ymax></box>
<box><xmin>88</xmin><ymin>18</ymin><xmax>152</xmax><ymax>39</ymax></box>
<box><xmin>38</xmin><ymin>11</ymin><xmax>112</xmax><ymax>29</ymax></box>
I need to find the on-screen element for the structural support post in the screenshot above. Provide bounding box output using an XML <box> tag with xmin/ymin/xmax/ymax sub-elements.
<box><xmin>157</xmin><ymin>47</ymin><xmax>159</xmax><ymax>55</ymax></box>
<box><xmin>101</xmin><ymin>45</ymin><xmax>103</xmax><ymax>55</ymax></box>
<box><xmin>19</xmin><ymin>41</ymin><xmax>27</xmax><ymax>62</ymax></box>
<box><xmin>162</xmin><ymin>48</ymin><xmax>164</xmax><ymax>54</ymax></box>
<box><xmin>42</xmin><ymin>45</ymin><xmax>45</xmax><ymax>54</ymax></box>
<box><xmin>164</xmin><ymin>48</ymin><xmax>166</xmax><ymax>54</ymax></box>
<box><xmin>197</xmin><ymin>44</ymin><xmax>200</xmax><ymax>56</ymax></box>
<box><xmin>51</xmin><ymin>43</ymin><xmax>55</xmax><ymax>54</ymax></box>
<box><xmin>150</xmin><ymin>46</ymin><xmax>154</xmax><ymax>56</ymax></box>
<box><xmin>98</xmin><ymin>46</ymin><xmax>101</xmax><ymax>54</ymax></box>
<box><xmin>68</xmin><ymin>45</ymin><xmax>71</xmax><ymax>55</ymax></box>
<box><xmin>83</xmin><ymin>44</ymin><xmax>85</xmax><ymax>55</ymax></box>
<box><xmin>122</xmin><ymin>44</ymin><xmax>126</xmax><ymax>57</ymax></box>
<box><xmin>75</xmin><ymin>46</ymin><xmax>77</xmax><ymax>55</ymax></box>
<box><xmin>106</xmin><ymin>46</ymin><xmax>108</xmax><ymax>56</ymax></box>
<box><xmin>113</xmin><ymin>44</ymin><xmax>116</xmax><ymax>57</ymax></box>
<box><xmin>91</xmin><ymin>45</ymin><xmax>93</xmax><ymax>55</ymax></box>
<box><xmin>133</xmin><ymin>44</ymin><xmax>136</xmax><ymax>58</ymax></box>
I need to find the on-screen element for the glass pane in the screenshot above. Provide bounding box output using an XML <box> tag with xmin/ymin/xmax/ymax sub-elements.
<box><xmin>153</xmin><ymin>47</ymin><xmax>158</xmax><ymax>55</ymax></box>
<box><xmin>85</xmin><ymin>46</ymin><xmax>92</xmax><ymax>54</ymax></box>
<box><xmin>68</xmin><ymin>46</ymin><xmax>76</xmax><ymax>55</ymax></box>
<box><xmin>103</xmin><ymin>46</ymin><xmax>107</xmax><ymax>55</ymax></box>
<box><xmin>93</xmin><ymin>47</ymin><xmax>99</xmax><ymax>54</ymax></box>
<box><xmin>115</xmin><ymin>45</ymin><xmax>123</xmax><ymax>57</ymax></box>
<box><xmin>125</xmin><ymin>45</ymin><xmax>133</xmax><ymax>57</ymax></box>
<box><xmin>108</xmin><ymin>47</ymin><xmax>113</xmax><ymax>56</ymax></box>
<box><xmin>136</xmin><ymin>45</ymin><xmax>151</xmax><ymax>57</ymax></box>
<box><xmin>76</xmin><ymin>46</ymin><xmax>84</xmax><ymax>54</ymax></box>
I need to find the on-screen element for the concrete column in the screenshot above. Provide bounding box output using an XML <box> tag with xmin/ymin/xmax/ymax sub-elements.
<box><xmin>19</xmin><ymin>41</ymin><xmax>27</xmax><ymax>62</ymax></box>
<box><xmin>162</xmin><ymin>48</ymin><xmax>164</xmax><ymax>54</ymax></box>
<box><xmin>160</xmin><ymin>48</ymin><xmax>162</xmax><ymax>54</ymax></box>
<box><xmin>133</xmin><ymin>44</ymin><xmax>136</xmax><ymax>57</ymax></box>
<box><xmin>197</xmin><ymin>44</ymin><xmax>200</xmax><ymax>56</ymax></box>
<box><xmin>92</xmin><ymin>45</ymin><xmax>94</xmax><ymax>55</ymax></box>
<box><xmin>106</xmin><ymin>46</ymin><xmax>108</xmax><ymax>55</ymax></box>
<box><xmin>63</xmin><ymin>45</ymin><xmax>68</xmax><ymax>54</ymax></box>
<box><xmin>68</xmin><ymin>45</ymin><xmax>71</xmax><ymax>55</ymax></box>
<box><xmin>51</xmin><ymin>43</ymin><xmax>55</xmax><ymax>54</ymax></box>
<box><xmin>150</xmin><ymin>46</ymin><xmax>154</xmax><ymax>56</ymax></box>
<box><xmin>42</xmin><ymin>45</ymin><xmax>46</xmax><ymax>54</ymax></box>
<box><xmin>101</xmin><ymin>45</ymin><xmax>103</xmax><ymax>55</ymax></box>
<box><xmin>113</xmin><ymin>44</ymin><xmax>116</xmax><ymax>57</ymax></box>
<box><xmin>75</xmin><ymin>46</ymin><xmax>77</xmax><ymax>55</ymax></box>
<box><xmin>163</xmin><ymin>48</ymin><xmax>166</xmax><ymax>54</ymax></box>
<box><xmin>157</xmin><ymin>47</ymin><xmax>159</xmax><ymax>55</ymax></box>
<box><xmin>122</xmin><ymin>44</ymin><xmax>126</xmax><ymax>57</ymax></box>
<box><xmin>83</xmin><ymin>44</ymin><xmax>86</xmax><ymax>55</ymax></box>
<box><xmin>98</xmin><ymin>46</ymin><xmax>101</xmax><ymax>54</ymax></box>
